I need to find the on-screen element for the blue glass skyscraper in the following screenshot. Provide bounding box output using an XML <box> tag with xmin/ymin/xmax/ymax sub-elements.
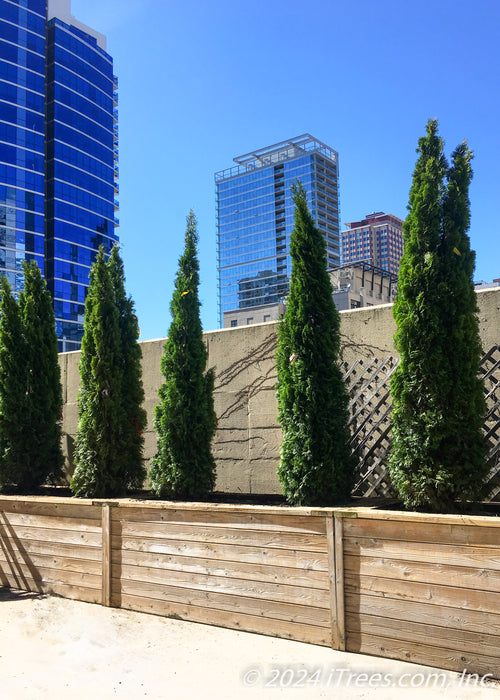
<box><xmin>0</xmin><ymin>0</ymin><xmax>118</xmax><ymax>350</ymax></box>
<box><xmin>0</xmin><ymin>0</ymin><xmax>45</xmax><ymax>290</ymax></box>
<box><xmin>215</xmin><ymin>135</ymin><xmax>340</xmax><ymax>328</ymax></box>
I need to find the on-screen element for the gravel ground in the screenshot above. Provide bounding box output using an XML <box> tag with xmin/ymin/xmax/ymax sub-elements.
<box><xmin>0</xmin><ymin>589</ymin><xmax>498</xmax><ymax>699</ymax></box>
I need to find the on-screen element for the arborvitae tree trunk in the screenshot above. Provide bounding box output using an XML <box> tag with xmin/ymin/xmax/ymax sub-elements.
<box><xmin>0</xmin><ymin>276</ymin><xmax>28</xmax><ymax>490</ymax></box>
<box><xmin>71</xmin><ymin>247</ymin><xmax>126</xmax><ymax>497</ymax></box>
<box><xmin>389</xmin><ymin>120</ymin><xmax>487</xmax><ymax>511</ymax></box>
<box><xmin>108</xmin><ymin>246</ymin><xmax>147</xmax><ymax>490</ymax></box>
<box><xmin>276</xmin><ymin>182</ymin><xmax>354</xmax><ymax>506</ymax></box>
<box><xmin>18</xmin><ymin>260</ymin><xmax>64</xmax><ymax>489</ymax></box>
<box><xmin>150</xmin><ymin>212</ymin><xmax>216</xmax><ymax>500</ymax></box>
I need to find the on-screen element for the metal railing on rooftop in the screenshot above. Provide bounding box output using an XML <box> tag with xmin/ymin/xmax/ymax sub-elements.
<box><xmin>215</xmin><ymin>134</ymin><xmax>337</xmax><ymax>182</ymax></box>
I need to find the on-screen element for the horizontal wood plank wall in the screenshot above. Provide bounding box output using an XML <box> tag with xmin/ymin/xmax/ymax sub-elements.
<box><xmin>0</xmin><ymin>497</ymin><xmax>102</xmax><ymax>603</ymax></box>
<box><xmin>110</xmin><ymin>503</ymin><xmax>332</xmax><ymax>646</ymax></box>
<box><xmin>1</xmin><ymin>497</ymin><xmax>500</xmax><ymax>678</ymax></box>
<box><xmin>343</xmin><ymin>510</ymin><xmax>500</xmax><ymax>677</ymax></box>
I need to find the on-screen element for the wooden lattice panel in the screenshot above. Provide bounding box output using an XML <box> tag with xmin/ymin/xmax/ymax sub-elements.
<box><xmin>482</xmin><ymin>345</ymin><xmax>500</xmax><ymax>499</ymax></box>
<box><xmin>342</xmin><ymin>345</ymin><xmax>500</xmax><ymax>501</ymax></box>
<box><xmin>342</xmin><ymin>356</ymin><xmax>399</xmax><ymax>498</ymax></box>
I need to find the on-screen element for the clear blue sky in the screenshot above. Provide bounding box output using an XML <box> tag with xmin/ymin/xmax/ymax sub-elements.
<box><xmin>72</xmin><ymin>0</ymin><xmax>500</xmax><ymax>341</ymax></box>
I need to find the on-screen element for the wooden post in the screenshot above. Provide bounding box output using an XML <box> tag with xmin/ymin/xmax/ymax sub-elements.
<box><xmin>326</xmin><ymin>514</ymin><xmax>339</xmax><ymax>649</ymax></box>
<box><xmin>101</xmin><ymin>504</ymin><xmax>111</xmax><ymax>607</ymax></box>
<box><xmin>334</xmin><ymin>513</ymin><xmax>345</xmax><ymax>651</ymax></box>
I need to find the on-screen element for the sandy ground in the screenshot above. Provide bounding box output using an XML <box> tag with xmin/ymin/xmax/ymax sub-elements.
<box><xmin>0</xmin><ymin>590</ymin><xmax>498</xmax><ymax>699</ymax></box>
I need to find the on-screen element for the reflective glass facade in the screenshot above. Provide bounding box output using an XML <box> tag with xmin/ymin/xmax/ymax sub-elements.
<box><xmin>216</xmin><ymin>135</ymin><xmax>340</xmax><ymax>328</ymax></box>
<box><xmin>0</xmin><ymin>0</ymin><xmax>118</xmax><ymax>351</ymax></box>
<box><xmin>45</xmin><ymin>13</ymin><xmax>118</xmax><ymax>351</ymax></box>
<box><xmin>0</xmin><ymin>0</ymin><xmax>46</xmax><ymax>291</ymax></box>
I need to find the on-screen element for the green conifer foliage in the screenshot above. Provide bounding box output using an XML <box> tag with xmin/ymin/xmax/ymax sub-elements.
<box><xmin>276</xmin><ymin>183</ymin><xmax>354</xmax><ymax>506</ymax></box>
<box><xmin>18</xmin><ymin>261</ymin><xmax>64</xmax><ymax>489</ymax></box>
<box><xmin>389</xmin><ymin>121</ymin><xmax>487</xmax><ymax>511</ymax></box>
<box><xmin>0</xmin><ymin>265</ymin><xmax>64</xmax><ymax>492</ymax></box>
<box><xmin>438</xmin><ymin>143</ymin><xmax>487</xmax><ymax>496</ymax></box>
<box><xmin>150</xmin><ymin>212</ymin><xmax>216</xmax><ymax>500</ymax></box>
<box><xmin>71</xmin><ymin>247</ymin><xmax>126</xmax><ymax>497</ymax></box>
<box><xmin>108</xmin><ymin>245</ymin><xmax>147</xmax><ymax>490</ymax></box>
<box><xmin>0</xmin><ymin>276</ymin><xmax>28</xmax><ymax>489</ymax></box>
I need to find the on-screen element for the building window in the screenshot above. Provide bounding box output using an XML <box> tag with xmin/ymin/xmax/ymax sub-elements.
<box><xmin>246</xmin><ymin>317</ymin><xmax>253</xmax><ymax>324</ymax></box>
<box><xmin>350</xmin><ymin>300</ymin><xmax>361</xmax><ymax>309</ymax></box>
<box><xmin>263</xmin><ymin>314</ymin><xmax>270</xmax><ymax>322</ymax></box>
<box><xmin>231</xmin><ymin>320</ymin><xmax>237</xmax><ymax>327</ymax></box>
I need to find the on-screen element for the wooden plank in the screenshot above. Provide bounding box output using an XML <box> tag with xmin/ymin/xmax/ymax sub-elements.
<box><xmin>0</xmin><ymin>556</ymin><xmax>41</xmax><ymax>591</ymax></box>
<box><xmin>344</xmin><ymin>517</ymin><xmax>500</xmax><ymax>546</ymax></box>
<box><xmin>0</xmin><ymin>495</ymin><xmax>98</xmax><ymax>507</ymax></box>
<box><xmin>345</xmin><ymin>573</ymin><xmax>500</xmax><ymax>614</ymax></box>
<box><xmin>114</xmin><ymin>593</ymin><xmax>330</xmax><ymax>646</ymax></box>
<box><xmin>0</xmin><ymin>501</ymin><xmax>101</xmax><ymax>520</ymax></box>
<box><xmin>0</xmin><ymin>495</ymin><xmax>337</xmax><ymax>519</ymax></box>
<box><xmin>346</xmin><ymin>611</ymin><xmax>500</xmax><ymax>660</ymax></box>
<box><xmin>344</xmin><ymin>536</ymin><xmax>500</xmax><ymax>570</ymax></box>
<box><xmin>345</xmin><ymin>509</ymin><xmax>500</xmax><ymax>529</ymax></box>
<box><xmin>334</xmin><ymin>514</ymin><xmax>345</xmax><ymax>652</ymax></box>
<box><xmin>112</xmin><ymin>549</ymin><xmax>329</xmax><ymax>590</ymax></box>
<box><xmin>345</xmin><ymin>592</ymin><xmax>500</xmax><ymax>636</ymax></box>
<box><xmin>112</xmin><ymin>578</ymin><xmax>330</xmax><ymax>628</ymax></box>
<box><xmin>112</xmin><ymin>535</ymin><xmax>329</xmax><ymax>571</ymax></box>
<box><xmin>0</xmin><ymin>536</ymin><xmax>101</xmax><ymax>561</ymax></box>
<box><xmin>0</xmin><ymin>574</ymin><xmax>101</xmax><ymax>604</ymax></box>
<box><xmin>111</xmin><ymin>507</ymin><xmax>327</xmax><ymax>535</ymax></box>
<box><xmin>344</xmin><ymin>553</ymin><xmax>500</xmax><ymax>593</ymax></box>
<box><xmin>347</xmin><ymin>631</ymin><xmax>500</xmax><ymax>678</ymax></box>
<box><xmin>0</xmin><ymin>563</ymin><xmax>101</xmax><ymax>590</ymax></box>
<box><xmin>113</xmin><ymin>563</ymin><xmax>330</xmax><ymax>608</ymax></box>
<box><xmin>0</xmin><ymin>524</ymin><xmax>101</xmax><ymax>547</ymax></box>
<box><xmin>113</xmin><ymin>521</ymin><xmax>328</xmax><ymax>552</ymax></box>
<box><xmin>0</xmin><ymin>512</ymin><xmax>102</xmax><ymax>532</ymax></box>
<box><xmin>102</xmin><ymin>504</ymin><xmax>111</xmax><ymax>607</ymax></box>
<box><xmin>326</xmin><ymin>515</ymin><xmax>338</xmax><ymax>649</ymax></box>
<box><xmin>103</xmin><ymin>499</ymin><xmax>334</xmax><ymax>517</ymax></box>
<box><xmin>8</xmin><ymin>497</ymin><xmax>497</xmax><ymax>529</ymax></box>
<box><xmin>0</xmin><ymin>549</ymin><xmax>102</xmax><ymax>576</ymax></box>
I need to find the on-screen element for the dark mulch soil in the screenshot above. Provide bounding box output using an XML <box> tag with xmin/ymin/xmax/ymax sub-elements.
<box><xmin>376</xmin><ymin>501</ymin><xmax>500</xmax><ymax>517</ymax></box>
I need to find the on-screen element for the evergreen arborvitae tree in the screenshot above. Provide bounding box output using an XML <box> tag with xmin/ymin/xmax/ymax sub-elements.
<box><xmin>389</xmin><ymin>120</ymin><xmax>487</xmax><ymax>511</ymax></box>
<box><xmin>108</xmin><ymin>245</ymin><xmax>147</xmax><ymax>490</ymax></box>
<box><xmin>389</xmin><ymin>120</ymin><xmax>447</xmax><ymax>509</ymax></box>
<box><xmin>150</xmin><ymin>211</ymin><xmax>216</xmax><ymax>500</ymax></box>
<box><xmin>437</xmin><ymin>142</ymin><xmax>487</xmax><ymax>496</ymax></box>
<box><xmin>276</xmin><ymin>182</ymin><xmax>354</xmax><ymax>506</ymax></box>
<box><xmin>71</xmin><ymin>247</ymin><xmax>126</xmax><ymax>497</ymax></box>
<box><xmin>18</xmin><ymin>260</ymin><xmax>64</xmax><ymax>489</ymax></box>
<box><xmin>0</xmin><ymin>275</ymin><xmax>28</xmax><ymax>490</ymax></box>
<box><xmin>0</xmin><ymin>265</ymin><xmax>64</xmax><ymax>492</ymax></box>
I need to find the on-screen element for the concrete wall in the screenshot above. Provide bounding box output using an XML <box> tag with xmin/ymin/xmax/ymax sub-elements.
<box><xmin>59</xmin><ymin>287</ymin><xmax>500</xmax><ymax>494</ymax></box>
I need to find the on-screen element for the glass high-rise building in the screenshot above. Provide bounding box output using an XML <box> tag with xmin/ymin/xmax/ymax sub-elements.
<box><xmin>0</xmin><ymin>0</ymin><xmax>46</xmax><ymax>290</ymax></box>
<box><xmin>0</xmin><ymin>0</ymin><xmax>118</xmax><ymax>351</ymax></box>
<box><xmin>215</xmin><ymin>135</ymin><xmax>340</xmax><ymax>328</ymax></box>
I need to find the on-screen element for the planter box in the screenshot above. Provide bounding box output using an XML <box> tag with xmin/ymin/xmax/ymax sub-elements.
<box><xmin>0</xmin><ymin>496</ymin><xmax>499</xmax><ymax>678</ymax></box>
